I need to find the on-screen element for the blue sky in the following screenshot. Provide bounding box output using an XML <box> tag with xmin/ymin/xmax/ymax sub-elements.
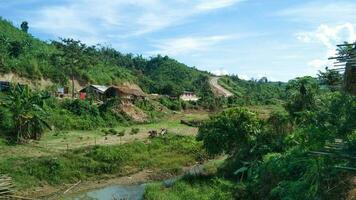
<box><xmin>1</xmin><ymin>0</ymin><xmax>356</xmax><ymax>81</ymax></box>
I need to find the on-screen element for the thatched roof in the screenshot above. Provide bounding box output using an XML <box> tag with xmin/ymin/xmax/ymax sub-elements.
<box><xmin>106</xmin><ymin>85</ymin><xmax>146</xmax><ymax>97</ymax></box>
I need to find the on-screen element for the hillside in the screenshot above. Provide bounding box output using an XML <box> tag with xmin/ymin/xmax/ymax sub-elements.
<box><xmin>0</xmin><ymin>18</ymin><xmax>210</xmax><ymax>96</ymax></box>
<box><xmin>218</xmin><ymin>75</ymin><xmax>286</xmax><ymax>105</ymax></box>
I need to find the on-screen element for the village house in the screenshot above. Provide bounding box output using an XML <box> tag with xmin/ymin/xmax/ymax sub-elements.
<box><xmin>104</xmin><ymin>85</ymin><xmax>146</xmax><ymax>104</ymax></box>
<box><xmin>56</xmin><ymin>86</ymin><xmax>69</xmax><ymax>98</ymax></box>
<box><xmin>179</xmin><ymin>91</ymin><xmax>199</xmax><ymax>102</ymax></box>
<box><xmin>79</xmin><ymin>85</ymin><xmax>109</xmax><ymax>101</ymax></box>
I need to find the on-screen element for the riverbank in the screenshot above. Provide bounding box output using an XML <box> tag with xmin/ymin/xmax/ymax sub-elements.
<box><xmin>60</xmin><ymin>157</ymin><xmax>226</xmax><ymax>200</ymax></box>
<box><xmin>0</xmin><ymin>134</ymin><xmax>208</xmax><ymax>199</ymax></box>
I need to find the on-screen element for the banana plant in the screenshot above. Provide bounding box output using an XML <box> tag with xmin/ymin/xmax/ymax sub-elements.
<box><xmin>3</xmin><ymin>84</ymin><xmax>51</xmax><ymax>143</ymax></box>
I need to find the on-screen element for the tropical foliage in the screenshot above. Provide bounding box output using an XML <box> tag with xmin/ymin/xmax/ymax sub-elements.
<box><xmin>194</xmin><ymin>74</ymin><xmax>356</xmax><ymax>199</ymax></box>
<box><xmin>1</xmin><ymin>85</ymin><xmax>50</xmax><ymax>142</ymax></box>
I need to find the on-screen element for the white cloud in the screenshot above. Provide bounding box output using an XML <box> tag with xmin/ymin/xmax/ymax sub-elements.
<box><xmin>307</xmin><ymin>59</ymin><xmax>330</xmax><ymax>70</ymax></box>
<box><xmin>296</xmin><ymin>23</ymin><xmax>356</xmax><ymax>69</ymax></box>
<box><xmin>212</xmin><ymin>68</ymin><xmax>229</xmax><ymax>76</ymax></box>
<box><xmin>150</xmin><ymin>35</ymin><xmax>231</xmax><ymax>56</ymax></box>
<box><xmin>29</xmin><ymin>0</ymin><xmax>242</xmax><ymax>44</ymax></box>
<box><xmin>196</xmin><ymin>0</ymin><xmax>243</xmax><ymax>11</ymax></box>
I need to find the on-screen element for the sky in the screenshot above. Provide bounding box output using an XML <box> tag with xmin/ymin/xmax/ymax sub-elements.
<box><xmin>0</xmin><ymin>0</ymin><xmax>356</xmax><ymax>81</ymax></box>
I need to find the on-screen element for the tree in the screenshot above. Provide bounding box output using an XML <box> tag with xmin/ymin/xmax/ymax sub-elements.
<box><xmin>258</xmin><ymin>77</ymin><xmax>268</xmax><ymax>83</ymax></box>
<box><xmin>318</xmin><ymin>67</ymin><xmax>342</xmax><ymax>91</ymax></box>
<box><xmin>3</xmin><ymin>85</ymin><xmax>51</xmax><ymax>143</ymax></box>
<box><xmin>285</xmin><ymin>76</ymin><xmax>319</xmax><ymax>117</ymax></box>
<box><xmin>197</xmin><ymin>108</ymin><xmax>261</xmax><ymax>156</ymax></box>
<box><xmin>20</xmin><ymin>21</ymin><xmax>29</xmax><ymax>33</ymax></box>
<box><xmin>52</xmin><ymin>38</ymin><xmax>87</xmax><ymax>98</ymax></box>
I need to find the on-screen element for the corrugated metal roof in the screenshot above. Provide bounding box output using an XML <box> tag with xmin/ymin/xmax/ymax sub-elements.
<box><xmin>91</xmin><ymin>85</ymin><xmax>109</xmax><ymax>93</ymax></box>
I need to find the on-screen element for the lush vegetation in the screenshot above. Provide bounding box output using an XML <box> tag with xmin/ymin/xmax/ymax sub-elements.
<box><xmin>0</xmin><ymin>135</ymin><xmax>207</xmax><ymax>189</ymax></box>
<box><xmin>145</xmin><ymin>176</ymin><xmax>236</xmax><ymax>200</ymax></box>
<box><xmin>193</xmin><ymin>77</ymin><xmax>354</xmax><ymax>199</ymax></box>
<box><xmin>0</xmin><ymin>86</ymin><xmax>132</xmax><ymax>142</ymax></box>
<box><xmin>219</xmin><ymin>75</ymin><xmax>285</xmax><ymax>106</ymax></box>
<box><xmin>0</xmin><ymin>18</ymin><xmax>212</xmax><ymax>97</ymax></box>
<box><xmin>0</xmin><ymin>85</ymin><xmax>51</xmax><ymax>142</ymax></box>
<box><xmin>0</xmin><ymin>17</ymin><xmax>354</xmax><ymax>200</ymax></box>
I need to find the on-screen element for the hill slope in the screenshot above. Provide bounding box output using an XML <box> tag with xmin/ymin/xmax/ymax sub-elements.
<box><xmin>0</xmin><ymin>18</ymin><xmax>210</xmax><ymax>96</ymax></box>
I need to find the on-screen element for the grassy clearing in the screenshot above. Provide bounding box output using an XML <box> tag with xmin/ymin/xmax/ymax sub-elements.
<box><xmin>0</xmin><ymin>135</ymin><xmax>207</xmax><ymax>191</ymax></box>
<box><xmin>0</xmin><ymin>111</ymin><xmax>210</xmax><ymax>160</ymax></box>
<box><xmin>247</xmin><ymin>104</ymin><xmax>285</xmax><ymax>119</ymax></box>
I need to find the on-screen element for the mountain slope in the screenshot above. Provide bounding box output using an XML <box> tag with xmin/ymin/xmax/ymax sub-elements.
<box><xmin>0</xmin><ymin>18</ymin><xmax>210</xmax><ymax>96</ymax></box>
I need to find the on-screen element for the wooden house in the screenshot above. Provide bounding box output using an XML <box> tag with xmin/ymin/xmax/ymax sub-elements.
<box><xmin>79</xmin><ymin>85</ymin><xmax>109</xmax><ymax>101</ymax></box>
<box><xmin>179</xmin><ymin>91</ymin><xmax>199</xmax><ymax>102</ymax></box>
<box><xmin>105</xmin><ymin>86</ymin><xmax>146</xmax><ymax>103</ymax></box>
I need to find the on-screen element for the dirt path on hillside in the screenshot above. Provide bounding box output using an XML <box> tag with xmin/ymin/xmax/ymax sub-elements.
<box><xmin>209</xmin><ymin>77</ymin><xmax>233</xmax><ymax>97</ymax></box>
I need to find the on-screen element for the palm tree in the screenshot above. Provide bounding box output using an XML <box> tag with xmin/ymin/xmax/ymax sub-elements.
<box><xmin>3</xmin><ymin>84</ymin><xmax>51</xmax><ymax>143</ymax></box>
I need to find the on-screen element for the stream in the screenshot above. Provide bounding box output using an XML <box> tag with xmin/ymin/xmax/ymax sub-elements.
<box><xmin>64</xmin><ymin>165</ymin><xmax>204</xmax><ymax>200</ymax></box>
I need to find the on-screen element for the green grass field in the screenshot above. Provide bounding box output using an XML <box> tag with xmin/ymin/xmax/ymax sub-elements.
<box><xmin>0</xmin><ymin>111</ymin><xmax>210</xmax><ymax>160</ymax></box>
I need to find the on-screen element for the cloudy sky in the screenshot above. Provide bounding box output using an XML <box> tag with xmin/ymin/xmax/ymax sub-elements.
<box><xmin>1</xmin><ymin>0</ymin><xmax>355</xmax><ymax>81</ymax></box>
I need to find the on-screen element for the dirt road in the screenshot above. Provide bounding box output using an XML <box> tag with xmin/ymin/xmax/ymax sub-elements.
<box><xmin>209</xmin><ymin>77</ymin><xmax>233</xmax><ymax>97</ymax></box>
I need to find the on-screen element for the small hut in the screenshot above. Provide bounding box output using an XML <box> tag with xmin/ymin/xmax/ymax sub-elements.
<box><xmin>80</xmin><ymin>85</ymin><xmax>109</xmax><ymax>101</ymax></box>
<box><xmin>56</xmin><ymin>86</ymin><xmax>69</xmax><ymax>98</ymax></box>
<box><xmin>105</xmin><ymin>85</ymin><xmax>146</xmax><ymax>103</ymax></box>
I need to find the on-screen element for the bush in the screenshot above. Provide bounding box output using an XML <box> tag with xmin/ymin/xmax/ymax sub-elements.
<box><xmin>346</xmin><ymin>131</ymin><xmax>356</xmax><ymax>155</ymax></box>
<box><xmin>62</xmin><ymin>99</ymin><xmax>99</xmax><ymax>117</ymax></box>
<box><xmin>144</xmin><ymin>177</ymin><xmax>236</xmax><ymax>200</ymax></box>
<box><xmin>159</xmin><ymin>97</ymin><xmax>182</xmax><ymax>111</ymax></box>
<box><xmin>118</xmin><ymin>130</ymin><xmax>125</xmax><ymax>137</ymax></box>
<box><xmin>130</xmin><ymin>128</ymin><xmax>140</xmax><ymax>135</ymax></box>
<box><xmin>197</xmin><ymin>107</ymin><xmax>261</xmax><ymax>156</ymax></box>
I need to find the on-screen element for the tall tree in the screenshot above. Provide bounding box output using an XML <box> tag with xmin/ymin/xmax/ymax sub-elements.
<box><xmin>20</xmin><ymin>21</ymin><xmax>29</xmax><ymax>33</ymax></box>
<box><xmin>52</xmin><ymin>38</ymin><xmax>86</xmax><ymax>98</ymax></box>
<box><xmin>318</xmin><ymin>67</ymin><xmax>343</xmax><ymax>91</ymax></box>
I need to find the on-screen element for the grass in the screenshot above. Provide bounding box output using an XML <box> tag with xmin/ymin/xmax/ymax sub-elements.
<box><xmin>0</xmin><ymin>111</ymin><xmax>210</xmax><ymax>160</ymax></box>
<box><xmin>0</xmin><ymin>135</ymin><xmax>207</xmax><ymax>190</ymax></box>
<box><xmin>247</xmin><ymin>104</ymin><xmax>285</xmax><ymax>119</ymax></box>
<box><xmin>144</xmin><ymin>176</ymin><xmax>236</xmax><ymax>200</ymax></box>
<box><xmin>0</xmin><ymin>111</ymin><xmax>214</xmax><ymax>196</ymax></box>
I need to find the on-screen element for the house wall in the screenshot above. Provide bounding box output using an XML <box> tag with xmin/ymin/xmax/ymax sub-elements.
<box><xmin>180</xmin><ymin>94</ymin><xmax>199</xmax><ymax>101</ymax></box>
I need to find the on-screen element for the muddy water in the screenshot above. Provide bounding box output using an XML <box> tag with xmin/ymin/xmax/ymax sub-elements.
<box><xmin>65</xmin><ymin>165</ymin><xmax>204</xmax><ymax>200</ymax></box>
<box><xmin>65</xmin><ymin>184</ymin><xmax>146</xmax><ymax>200</ymax></box>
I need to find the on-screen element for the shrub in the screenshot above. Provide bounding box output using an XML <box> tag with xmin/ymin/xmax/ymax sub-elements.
<box><xmin>346</xmin><ymin>131</ymin><xmax>356</xmax><ymax>155</ymax></box>
<box><xmin>130</xmin><ymin>128</ymin><xmax>140</xmax><ymax>135</ymax></box>
<box><xmin>118</xmin><ymin>130</ymin><xmax>125</xmax><ymax>137</ymax></box>
<box><xmin>62</xmin><ymin>99</ymin><xmax>99</xmax><ymax>117</ymax></box>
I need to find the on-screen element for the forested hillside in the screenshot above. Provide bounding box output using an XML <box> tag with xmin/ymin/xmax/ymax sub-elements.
<box><xmin>219</xmin><ymin>75</ymin><xmax>286</xmax><ymax>105</ymax></box>
<box><xmin>0</xmin><ymin>18</ymin><xmax>210</xmax><ymax>96</ymax></box>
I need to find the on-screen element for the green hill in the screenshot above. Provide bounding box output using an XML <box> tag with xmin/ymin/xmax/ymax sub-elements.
<box><xmin>0</xmin><ymin>17</ymin><xmax>210</xmax><ymax>95</ymax></box>
<box><xmin>218</xmin><ymin>75</ymin><xmax>286</xmax><ymax>105</ymax></box>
